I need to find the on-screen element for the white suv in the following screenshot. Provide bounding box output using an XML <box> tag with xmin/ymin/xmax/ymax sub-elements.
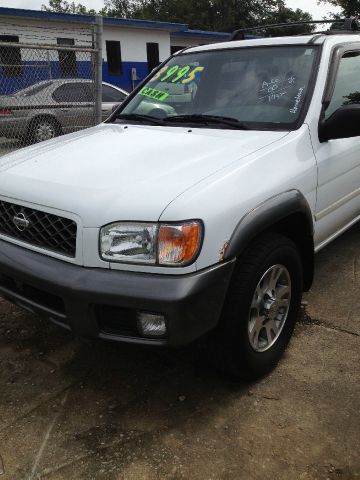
<box><xmin>0</xmin><ymin>22</ymin><xmax>359</xmax><ymax>380</ymax></box>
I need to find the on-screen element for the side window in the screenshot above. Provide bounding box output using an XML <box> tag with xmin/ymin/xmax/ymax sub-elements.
<box><xmin>325</xmin><ymin>51</ymin><xmax>360</xmax><ymax>119</ymax></box>
<box><xmin>0</xmin><ymin>35</ymin><xmax>23</xmax><ymax>78</ymax></box>
<box><xmin>53</xmin><ymin>83</ymin><xmax>93</xmax><ymax>103</ymax></box>
<box><xmin>102</xmin><ymin>85</ymin><xmax>126</xmax><ymax>102</ymax></box>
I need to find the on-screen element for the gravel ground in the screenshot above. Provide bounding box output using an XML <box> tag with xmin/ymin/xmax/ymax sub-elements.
<box><xmin>0</xmin><ymin>225</ymin><xmax>359</xmax><ymax>480</ymax></box>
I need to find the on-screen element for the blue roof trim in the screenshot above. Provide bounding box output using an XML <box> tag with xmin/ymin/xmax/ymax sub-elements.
<box><xmin>0</xmin><ymin>7</ymin><xmax>187</xmax><ymax>31</ymax></box>
<box><xmin>104</xmin><ymin>16</ymin><xmax>186</xmax><ymax>31</ymax></box>
<box><xmin>171</xmin><ymin>29</ymin><xmax>231</xmax><ymax>40</ymax></box>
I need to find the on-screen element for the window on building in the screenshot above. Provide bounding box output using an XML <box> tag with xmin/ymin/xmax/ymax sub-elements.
<box><xmin>146</xmin><ymin>43</ymin><xmax>160</xmax><ymax>73</ymax></box>
<box><xmin>106</xmin><ymin>41</ymin><xmax>122</xmax><ymax>76</ymax></box>
<box><xmin>57</xmin><ymin>38</ymin><xmax>77</xmax><ymax>77</ymax></box>
<box><xmin>0</xmin><ymin>35</ymin><xmax>23</xmax><ymax>77</ymax></box>
<box><xmin>171</xmin><ymin>45</ymin><xmax>186</xmax><ymax>55</ymax></box>
<box><xmin>52</xmin><ymin>82</ymin><xmax>93</xmax><ymax>103</ymax></box>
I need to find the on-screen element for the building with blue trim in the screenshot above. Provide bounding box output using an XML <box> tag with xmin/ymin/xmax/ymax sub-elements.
<box><xmin>0</xmin><ymin>7</ymin><xmax>231</xmax><ymax>94</ymax></box>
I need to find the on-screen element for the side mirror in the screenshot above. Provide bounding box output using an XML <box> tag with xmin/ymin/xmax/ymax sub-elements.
<box><xmin>319</xmin><ymin>104</ymin><xmax>360</xmax><ymax>142</ymax></box>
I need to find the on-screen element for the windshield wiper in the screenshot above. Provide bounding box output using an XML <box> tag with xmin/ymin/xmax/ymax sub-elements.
<box><xmin>115</xmin><ymin>113</ymin><xmax>166</xmax><ymax>126</ymax></box>
<box><xmin>165</xmin><ymin>114</ymin><xmax>249</xmax><ymax>130</ymax></box>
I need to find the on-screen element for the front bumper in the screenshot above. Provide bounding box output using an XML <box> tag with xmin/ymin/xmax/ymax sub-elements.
<box><xmin>0</xmin><ymin>116</ymin><xmax>28</xmax><ymax>139</ymax></box>
<box><xmin>0</xmin><ymin>239</ymin><xmax>235</xmax><ymax>347</ymax></box>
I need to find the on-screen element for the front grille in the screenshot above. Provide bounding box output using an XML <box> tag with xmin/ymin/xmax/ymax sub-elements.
<box><xmin>0</xmin><ymin>200</ymin><xmax>77</xmax><ymax>257</ymax></box>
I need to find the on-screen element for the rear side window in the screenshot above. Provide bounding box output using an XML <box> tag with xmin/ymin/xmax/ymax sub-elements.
<box><xmin>102</xmin><ymin>85</ymin><xmax>126</xmax><ymax>102</ymax></box>
<box><xmin>325</xmin><ymin>51</ymin><xmax>360</xmax><ymax>119</ymax></box>
<box><xmin>52</xmin><ymin>83</ymin><xmax>93</xmax><ymax>103</ymax></box>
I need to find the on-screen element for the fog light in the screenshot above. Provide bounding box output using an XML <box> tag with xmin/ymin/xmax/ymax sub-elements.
<box><xmin>137</xmin><ymin>312</ymin><xmax>166</xmax><ymax>337</ymax></box>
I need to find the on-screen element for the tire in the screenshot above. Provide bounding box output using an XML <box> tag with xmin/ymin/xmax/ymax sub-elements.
<box><xmin>28</xmin><ymin>117</ymin><xmax>60</xmax><ymax>144</ymax></box>
<box><xmin>215</xmin><ymin>232</ymin><xmax>303</xmax><ymax>381</ymax></box>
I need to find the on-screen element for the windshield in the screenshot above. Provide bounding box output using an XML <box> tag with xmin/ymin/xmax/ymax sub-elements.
<box><xmin>119</xmin><ymin>46</ymin><xmax>318</xmax><ymax>129</ymax></box>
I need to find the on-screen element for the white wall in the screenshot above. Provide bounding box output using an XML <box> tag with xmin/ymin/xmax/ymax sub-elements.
<box><xmin>0</xmin><ymin>16</ymin><xmax>173</xmax><ymax>63</ymax></box>
<box><xmin>0</xmin><ymin>17</ymin><xmax>93</xmax><ymax>46</ymax></box>
<box><xmin>103</xmin><ymin>26</ymin><xmax>170</xmax><ymax>63</ymax></box>
<box><xmin>170</xmin><ymin>36</ymin><xmax>225</xmax><ymax>48</ymax></box>
<box><xmin>170</xmin><ymin>37</ymin><xmax>199</xmax><ymax>48</ymax></box>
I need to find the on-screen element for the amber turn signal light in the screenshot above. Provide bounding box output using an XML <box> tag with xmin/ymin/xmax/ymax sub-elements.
<box><xmin>158</xmin><ymin>221</ymin><xmax>202</xmax><ymax>266</ymax></box>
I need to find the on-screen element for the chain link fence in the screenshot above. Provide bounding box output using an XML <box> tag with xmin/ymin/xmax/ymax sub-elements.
<box><xmin>0</xmin><ymin>18</ymin><xmax>102</xmax><ymax>156</ymax></box>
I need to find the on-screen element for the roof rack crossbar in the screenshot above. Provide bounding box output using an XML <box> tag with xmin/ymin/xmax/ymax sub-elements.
<box><xmin>230</xmin><ymin>18</ymin><xmax>359</xmax><ymax>41</ymax></box>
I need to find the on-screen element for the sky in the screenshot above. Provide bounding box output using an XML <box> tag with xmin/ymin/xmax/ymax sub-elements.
<box><xmin>0</xmin><ymin>0</ymin><xmax>341</xmax><ymax>19</ymax></box>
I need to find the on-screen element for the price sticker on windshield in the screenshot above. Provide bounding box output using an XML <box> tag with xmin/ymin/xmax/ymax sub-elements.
<box><xmin>139</xmin><ymin>86</ymin><xmax>169</xmax><ymax>101</ymax></box>
<box><xmin>149</xmin><ymin>65</ymin><xmax>206</xmax><ymax>85</ymax></box>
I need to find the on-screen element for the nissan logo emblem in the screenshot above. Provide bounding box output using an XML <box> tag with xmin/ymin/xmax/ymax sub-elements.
<box><xmin>13</xmin><ymin>212</ymin><xmax>30</xmax><ymax>232</ymax></box>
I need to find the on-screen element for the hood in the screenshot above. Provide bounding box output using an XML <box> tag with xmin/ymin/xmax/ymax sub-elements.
<box><xmin>0</xmin><ymin>123</ymin><xmax>288</xmax><ymax>226</ymax></box>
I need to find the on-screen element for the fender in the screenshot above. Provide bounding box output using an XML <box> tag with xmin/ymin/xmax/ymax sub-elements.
<box><xmin>224</xmin><ymin>190</ymin><xmax>315</xmax><ymax>290</ymax></box>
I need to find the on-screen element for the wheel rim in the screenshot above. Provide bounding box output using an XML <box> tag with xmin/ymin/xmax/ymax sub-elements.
<box><xmin>34</xmin><ymin>121</ymin><xmax>56</xmax><ymax>142</ymax></box>
<box><xmin>248</xmin><ymin>264</ymin><xmax>291</xmax><ymax>352</ymax></box>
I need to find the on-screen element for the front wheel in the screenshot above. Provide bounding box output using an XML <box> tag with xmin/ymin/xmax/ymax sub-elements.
<box><xmin>215</xmin><ymin>233</ymin><xmax>303</xmax><ymax>380</ymax></box>
<box><xmin>28</xmin><ymin>117</ymin><xmax>60</xmax><ymax>144</ymax></box>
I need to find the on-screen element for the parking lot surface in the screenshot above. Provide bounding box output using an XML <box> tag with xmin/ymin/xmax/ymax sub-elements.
<box><xmin>0</xmin><ymin>226</ymin><xmax>359</xmax><ymax>480</ymax></box>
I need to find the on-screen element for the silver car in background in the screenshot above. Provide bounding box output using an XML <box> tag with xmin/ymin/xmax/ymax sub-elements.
<box><xmin>0</xmin><ymin>79</ymin><xmax>128</xmax><ymax>143</ymax></box>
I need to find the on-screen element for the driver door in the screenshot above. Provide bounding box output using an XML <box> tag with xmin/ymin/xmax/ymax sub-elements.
<box><xmin>313</xmin><ymin>47</ymin><xmax>360</xmax><ymax>248</ymax></box>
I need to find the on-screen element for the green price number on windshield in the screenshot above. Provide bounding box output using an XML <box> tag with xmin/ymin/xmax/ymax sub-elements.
<box><xmin>149</xmin><ymin>66</ymin><xmax>168</xmax><ymax>82</ymax></box>
<box><xmin>171</xmin><ymin>65</ymin><xmax>191</xmax><ymax>83</ymax></box>
<box><xmin>150</xmin><ymin>64</ymin><xmax>206</xmax><ymax>84</ymax></box>
<box><xmin>160</xmin><ymin>65</ymin><xmax>179</xmax><ymax>82</ymax></box>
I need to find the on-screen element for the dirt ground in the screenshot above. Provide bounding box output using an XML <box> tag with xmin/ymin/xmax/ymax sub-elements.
<box><xmin>0</xmin><ymin>226</ymin><xmax>359</xmax><ymax>480</ymax></box>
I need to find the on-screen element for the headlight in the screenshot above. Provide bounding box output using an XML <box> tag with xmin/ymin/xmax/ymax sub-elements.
<box><xmin>100</xmin><ymin>221</ymin><xmax>202</xmax><ymax>266</ymax></box>
<box><xmin>100</xmin><ymin>223</ymin><xmax>157</xmax><ymax>263</ymax></box>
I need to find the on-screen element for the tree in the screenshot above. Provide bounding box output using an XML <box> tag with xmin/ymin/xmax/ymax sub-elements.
<box><xmin>265</xmin><ymin>6</ymin><xmax>315</xmax><ymax>36</ymax></box>
<box><xmin>318</xmin><ymin>0</ymin><xmax>360</xmax><ymax>17</ymax></box>
<box><xmin>129</xmin><ymin>0</ymin><xmax>314</xmax><ymax>33</ymax></box>
<box><xmin>101</xmin><ymin>0</ymin><xmax>135</xmax><ymax>18</ymax></box>
<box><xmin>41</xmin><ymin>0</ymin><xmax>97</xmax><ymax>15</ymax></box>
<box><xmin>42</xmin><ymin>0</ymin><xmax>315</xmax><ymax>34</ymax></box>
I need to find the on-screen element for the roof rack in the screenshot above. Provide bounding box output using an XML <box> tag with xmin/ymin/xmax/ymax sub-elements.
<box><xmin>230</xmin><ymin>18</ymin><xmax>360</xmax><ymax>41</ymax></box>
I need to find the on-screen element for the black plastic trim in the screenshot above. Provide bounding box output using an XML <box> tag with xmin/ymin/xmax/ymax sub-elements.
<box><xmin>230</xmin><ymin>19</ymin><xmax>359</xmax><ymax>41</ymax></box>
<box><xmin>0</xmin><ymin>239</ymin><xmax>235</xmax><ymax>347</ymax></box>
<box><xmin>224</xmin><ymin>190</ymin><xmax>314</xmax><ymax>261</ymax></box>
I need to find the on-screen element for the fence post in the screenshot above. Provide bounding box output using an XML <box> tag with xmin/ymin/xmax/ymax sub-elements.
<box><xmin>94</xmin><ymin>14</ymin><xmax>103</xmax><ymax>125</ymax></box>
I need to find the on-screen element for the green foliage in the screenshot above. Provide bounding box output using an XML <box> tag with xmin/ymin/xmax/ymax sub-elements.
<box><xmin>41</xmin><ymin>0</ymin><xmax>96</xmax><ymax>15</ymax></box>
<box><xmin>112</xmin><ymin>0</ymin><xmax>314</xmax><ymax>33</ymax></box>
<box><xmin>42</xmin><ymin>0</ymin><xmax>315</xmax><ymax>35</ymax></box>
<box><xmin>318</xmin><ymin>0</ymin><xmax>360</xmax><ymax>17</ymax></box>
<box><xmin>101</xmin><ymin>0</ymin><xmax>134</xmax><ymax>17</ymax></box>
<box><xmin>344</xmin><ymin>91</ymin><xmax>360</xmax><ymax>104</ymax></box>
<box><xmin>265</xmin><ymin>6</ymin><xmax>315</xmax><ymax>36</ymax></box>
